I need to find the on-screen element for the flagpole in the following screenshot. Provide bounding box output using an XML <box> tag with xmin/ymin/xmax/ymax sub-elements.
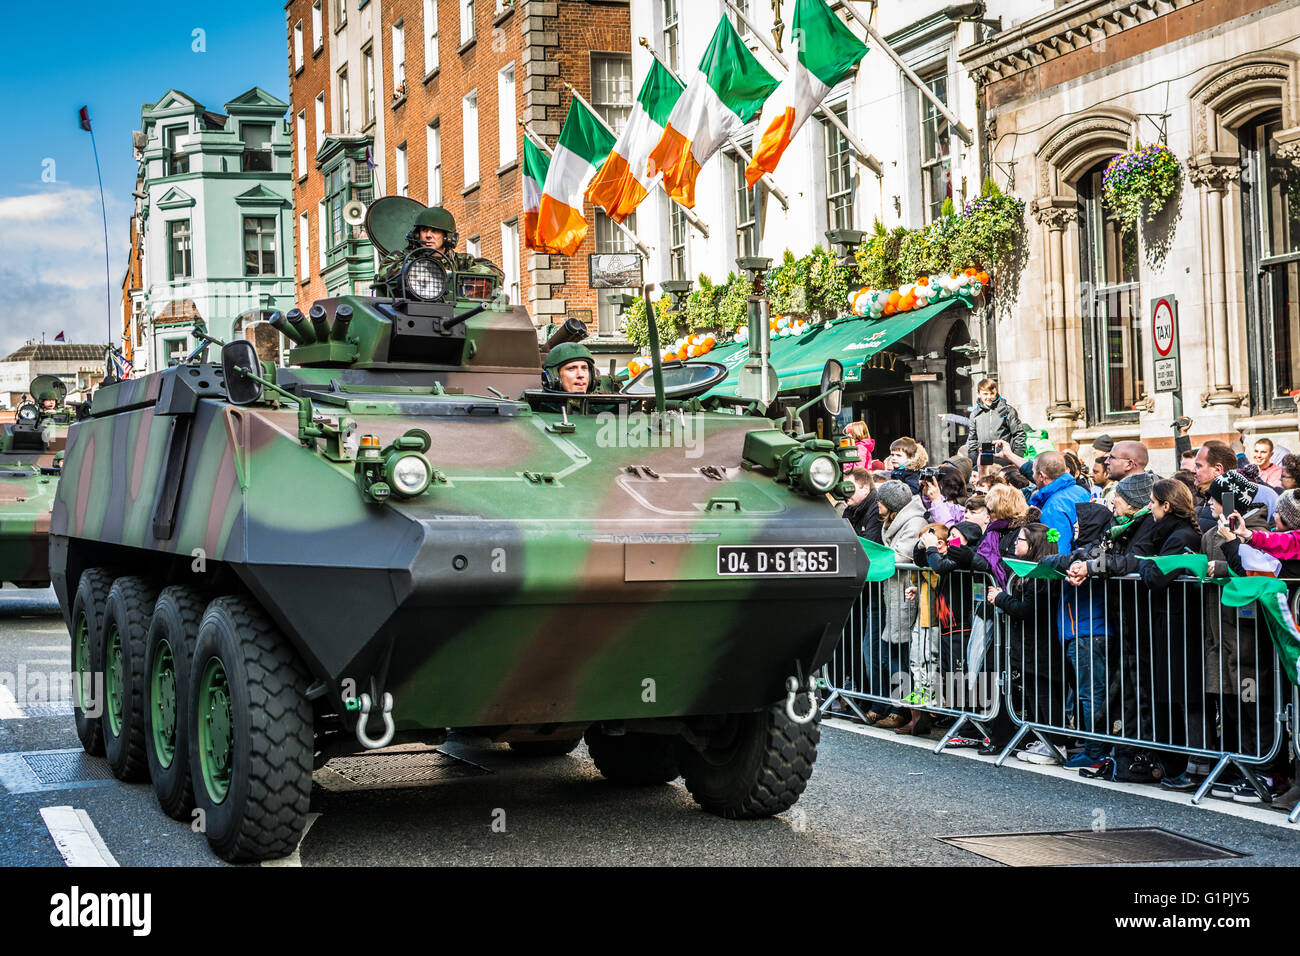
<box><xmin>82</xmin><ymin>108</ymin><xmax>114</xmax><ymax>349</ymax></box>
<box><xmin>518</xmin><ymin>120</ymin><xmax>652</xmax><ymax>259</ymax></box>
<box><xmin>637</xmin><ymin>37</ymin><xmax>789</xmax><ymax>211</ymax></box>
<box><xmin>560</xmin><ymin>81</ymin><xmax>710</xmax><ymax>240</ymax></box>
<box><xmin>839</xmin><ymin>0</ymin><xmax>975</xmax><ymax>146</ymax></box>
<box><xmin>720</xmin><ymin>0</ymin><xmax>884</xmax><ymax>177</ymax></box>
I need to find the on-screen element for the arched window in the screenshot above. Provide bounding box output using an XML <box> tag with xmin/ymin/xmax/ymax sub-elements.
<box><xmin>1077</xmin><ymin>161</ymin><xmax>1142</xmax><ymax>423</ymax></box>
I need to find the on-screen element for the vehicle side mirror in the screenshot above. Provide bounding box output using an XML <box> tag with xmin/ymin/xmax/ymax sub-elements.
<box><xmin>820</xmin><ymin>359</ymin><xmax>844</xmax><ymax>416</ymax></box>
<box><xmin>222</xmin><ymin>340</ymin><xmax>264</xmax><ymax>406</ymax></box>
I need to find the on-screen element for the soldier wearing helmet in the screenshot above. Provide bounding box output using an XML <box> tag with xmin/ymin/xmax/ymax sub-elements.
<box><xmin>542</xmin><ymin>342</ymin><xmax>597</xmax><ymax>394</ymax></box>
<box><xmin>406</xmin><ymin>206</ymin><xmax>459</xmax><ymax>254</ymax></box>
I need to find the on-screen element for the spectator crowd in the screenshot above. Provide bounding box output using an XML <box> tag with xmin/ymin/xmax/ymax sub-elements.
<box><xmin>835</xmin><ymin>378</ymin><xmax>1300</xmax><ymax>812</ymax></box>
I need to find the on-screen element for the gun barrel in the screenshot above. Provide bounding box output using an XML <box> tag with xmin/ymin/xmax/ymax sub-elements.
<box><xmin>268</xmin><ymin>311</ymin><xmax>307</xmax><ymax>345</ymax></box>
<box><xmin>542</xmin><ymin>317</ymin><xmax>589</xmax><ymax>353</ymax></box>
<box><xmin>286</xmin><ymin>307</ymin><xmax>316</xmax><ymax>345</ymax></box>
<box><xmin>309</xmin><ymin>304</ymin><xmax>331</xmax><ymax>343</ymax></box>
<box><xmin>330</xmin><ymin>304</ymin><xmax>354</xmax><ymax>341</ymax></box>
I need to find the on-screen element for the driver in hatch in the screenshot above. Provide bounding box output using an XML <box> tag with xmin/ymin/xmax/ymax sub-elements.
<box><xmin>537</xmin><ymin>342</ymin><xmax>617</xmax><ymax>413</ymax></box>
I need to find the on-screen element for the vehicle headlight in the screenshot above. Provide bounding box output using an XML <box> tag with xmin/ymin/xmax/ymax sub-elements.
<box><xmin>804</xmin><ymin>454</ymin><xmax>839</xmax><ymax>493</ymax></box>
<box><xmin>404</xmin><ymin>257</ymin><xmax>447</xmax><ymax>301</ymax></box>
<box><xmin>386</xmin><ymin>452</ymin><xmax>432</xmax><ymax>497</ymax></box>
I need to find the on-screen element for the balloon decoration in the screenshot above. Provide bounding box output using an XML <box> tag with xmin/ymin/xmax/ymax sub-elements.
<box><xmin>625</xmin><ymin>332</ymin><xmax>718</xmax><ymax>379</ymax></box>
<box><xmin>848</xmin><ymin>269</ymin><xmax>990</xmax><ymax>319</ymax></box>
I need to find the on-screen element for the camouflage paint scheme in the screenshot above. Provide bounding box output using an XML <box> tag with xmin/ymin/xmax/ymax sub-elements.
<box><xmin>0</xmin><ymin>395</ymin><xmax>73</xmax><ymax>586</ymax></box>
<box><xmin>51</xmin><ymin>294</ymin><xmax>864</xmax><ymax>738</ymax></box>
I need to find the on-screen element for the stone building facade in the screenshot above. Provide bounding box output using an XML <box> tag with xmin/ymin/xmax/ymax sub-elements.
<box><xmin>963</xmin><ymin>0</ymin><xmax>1300</xmax><ymax>469</ymax></box>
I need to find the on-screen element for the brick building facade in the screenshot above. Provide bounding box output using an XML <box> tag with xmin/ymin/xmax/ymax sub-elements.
<box><xmin>286</xmin><ymin>0</ymin><xmax>633</xmax><ymax>353</ymax></box>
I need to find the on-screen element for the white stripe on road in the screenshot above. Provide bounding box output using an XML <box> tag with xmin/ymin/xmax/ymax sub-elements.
<box><xmin>0</xmin><ymin>686</ymin><xmax>23</xmax><ymax>719</ymax></box>
<box><xmin>39</xmin><ymin>806</ymin><xmax>119</xmax><ymax>867</ymax></box>
<box><xmin>260</xmin><ymin>811</ymin><xmax>321</xmax><ymax>867</ymax></box>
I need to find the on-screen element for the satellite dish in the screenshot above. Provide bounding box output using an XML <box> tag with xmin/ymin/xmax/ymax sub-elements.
<box><xmin>343</xmin><ymin>199</ymin><xmax>367</xmax><ymax>225</ymax></box>
<box><xmin>364</xmin><ymin>196</ymin><xmax>426</xmax><ymax>257</ymax></box>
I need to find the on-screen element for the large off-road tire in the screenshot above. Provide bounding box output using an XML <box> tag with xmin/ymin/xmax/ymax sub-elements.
<box><xmin>101</xmin><ymin>576</ymin><xmax>159</xmax><ymax>782</ymax></box>
<box><xmin>188</xmin><ymin>596</ymin><xmax>312</xmax><ymax>862</ymax></box>
<box><xmin>507</xmin><ymin>737</ymin><xmax>583</xmax><ymax>757</ymax></box>
<box><xmin>144</xmin><ymin>586</ymin><xmax>205</xmax><ymax>820</ymax></box>
<box><xmin>676</xmin><ymin>704</ymin><xmax>820</xmax><ymax>818</ymax></box>
<box><xmin>584</xmin><ymin>727</ymin><xmax>680</xmax><ymax>785</ymax></box>
<box><xmin>70</xmin><ymin>568</ymin><xmax>114</xmax><ymax>756</ymax></box>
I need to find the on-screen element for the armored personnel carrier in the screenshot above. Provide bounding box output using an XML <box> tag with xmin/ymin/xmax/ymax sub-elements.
<box><xmin>0</xmin><ymin>375</ymin><xmax>75</xmax><ymax>587</ymax></box>
<box><xmin>52</xmin><ymin>199</ymin><xmax>865</xmax><ymax>861</ymax></box>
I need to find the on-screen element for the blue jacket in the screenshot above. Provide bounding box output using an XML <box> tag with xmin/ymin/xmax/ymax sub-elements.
<box><xmin>1030</xmin><ymin>473</ymin><xmax>1092</xmax><ymax>554</ymax></box>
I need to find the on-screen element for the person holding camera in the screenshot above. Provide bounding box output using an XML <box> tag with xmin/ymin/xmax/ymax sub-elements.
<box><xmin>965</xmin><ymin>379</ymin><xmax>1026</xmax><ymax>463</ymax></box>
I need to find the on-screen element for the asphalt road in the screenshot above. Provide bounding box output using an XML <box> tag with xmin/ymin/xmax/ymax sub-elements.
<box><xmin>1</xmin><ymin>586</ymin><xmax>1295</xmax><ymax>868</ymax></box>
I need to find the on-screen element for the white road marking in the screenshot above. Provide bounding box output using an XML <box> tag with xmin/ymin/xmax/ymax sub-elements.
<box><xmin>0</xmin><ymin>686</ymin><xmax>23</xmax><ymax>719</ymax></box>
<box><xmin>260</xmin><ymin>811</ymin><xmax>321</xmax><ymax>867</ymax></box>
<box><xmin>39</xmin><ymin>806</ymin><xmax>119</xmax><ymax>867</ymax></box>
<box><xmin>823</xmin><ymin>717</ymin><xmax>1297</xmax><ymax>830</ymax></box>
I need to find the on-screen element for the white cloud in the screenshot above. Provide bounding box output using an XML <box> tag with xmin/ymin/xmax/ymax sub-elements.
<box><xmin>0</xmin><ymin>187</ymin><xmax>128</xmax><ymax>355</ymax></box>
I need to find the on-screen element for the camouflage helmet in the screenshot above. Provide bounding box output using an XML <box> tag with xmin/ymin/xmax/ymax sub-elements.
<box><xmin>407</xmin><ymin>206</ymin><xmax>458</xmax><ymax>250</ymax></box>
<box><xmin>542</xmin><ymin>342</ymin><xmax>597</xmax><ymax>392</ymax></box>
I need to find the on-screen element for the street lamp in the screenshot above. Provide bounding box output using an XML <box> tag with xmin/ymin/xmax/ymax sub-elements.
<box><xmin>660</xmin><ymin>279</ymin><xmax>693</xmax><ymax>311</ymax></box>
<box><xmin>942</xmin><ymin>2</ymin><xmax>1002</xmax><ymax>34</ymax></box>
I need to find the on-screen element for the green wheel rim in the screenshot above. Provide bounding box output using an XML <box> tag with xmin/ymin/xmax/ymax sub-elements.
<box><xmin>150</xmin><ymin>639</ymin><xmax>177</xmax><ymax>769</ymax></box>
<box><xmin>197</xmin><ymin>656</ymin><xmax>233</xmax><ymax>804</ymax></box>
<box><xmin>74</xmin><ymin>614</ymin><xmax>92</xmax><ymax>713</ymax></box>
<box><xmin>105</xmin><ymin>625</ymin><xmax>124</xmax><ymax>736</ymax></box>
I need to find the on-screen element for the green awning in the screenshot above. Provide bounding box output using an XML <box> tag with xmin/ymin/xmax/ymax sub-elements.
<box><xmin>700</xmin><ymin>294</ymin><xmax>973</xmax><ymax>398</ymax></box>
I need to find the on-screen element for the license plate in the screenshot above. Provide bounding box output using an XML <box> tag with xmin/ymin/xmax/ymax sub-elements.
<box><xmin>717</xmin><ymin>545</ymin><xmax>839</xmax><ymax>576</ymax></box>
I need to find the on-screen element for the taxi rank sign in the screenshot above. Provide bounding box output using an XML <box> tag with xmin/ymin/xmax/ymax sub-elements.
<box><xmin>1151</xmin><ymin>295</ymin><xmax>1180</xmax><ymax>393</ymax></box>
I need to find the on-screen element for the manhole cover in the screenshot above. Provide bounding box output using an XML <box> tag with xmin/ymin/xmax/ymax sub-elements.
<box><xmin>0</xmin><ymin>749</ymin><xmax>118</xmax><ymax>794</ymax></box>
<box><xmin>314</xmin><ymin>749</ymin><xmax>490</xmax><ymax>793</ymax></box>
<box><xmin>24</xmin><ymin>750</ymin><xmax>116</xmax><ymax>785</ymax></box>
<box><xmin>937</xmin><ymin>828</ymin><xmax>1247</xmax><ymax>866</ymax></box>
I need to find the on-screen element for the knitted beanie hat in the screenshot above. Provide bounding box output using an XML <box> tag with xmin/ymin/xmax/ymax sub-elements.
<box><xmin>1116</xmin><ymin>471</ymin><xmax>1156</xmax><ymax>510</ymax></box>
<box><xmin>1276</xmin><ymin>489</ymin><xmax>1300</xmax><ymax>530</ymax></box>
<box><xmin>1206</xmin><ymin>472</ymin><xmax>1258</xmax><ymax>513</ymax></box>
<box><xmin>876</xmin><ymin>479</ymin><xmax>914</xmax><ymax>514</ymax></box>
<box><xmin>1092</xmin><ymin>434</ymin><xmax>1116</xmax><ymax>454</ymax></box>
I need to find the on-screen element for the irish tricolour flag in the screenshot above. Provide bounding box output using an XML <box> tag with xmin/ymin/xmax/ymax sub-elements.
<box><xmin>746</xmin><ymin>0</ymin><xmax>867</xmax><ymax>186</ymax></box>
<box><xmin>522</xmin><ymin>137</ymin><xmax>551</xmax><ymax>252</ymax></box>
<box><xmin>647</xmin><ymin>17</ymin><xmax>779</xmax><ymax>209</ymax></box>
<box><xmin>586</xmin><ymin>59</ymin><xmax>684</xmax><ymax>224</ymax></box>
<box><xmin>536</xmin><ymin>99</ymin><xmax>617</xmax><ymax>257</ymax></box>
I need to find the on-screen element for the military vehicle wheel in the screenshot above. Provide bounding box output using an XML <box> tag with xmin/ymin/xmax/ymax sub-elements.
<box><xmin>584</xmin><ymin>727</ymin><xmax>679</xmax><ymax>784</ymax></box>
<box><xmin>676</xmin><ymin>704</ymin><xmax>819</xmax><ymax>818</ymax></box>
<box><xmin>70</xmin><ymin>568</ymin><xmax>114</xmax><ymax>756</ymax></box>
<box><xmin>101</xmin><ymin>577</ymin><xmax>159</xmax><ymax>782</ymax></box>
<box><xmin>507</xmin><ymin>737</ymin><xmax>582</xmax><ymax>757</ymax></box>
<box><xmin>188</xmin><ymin>596</ymin><xmax>312</xmax><ymax>862</ymax></box>
<box><xmin>145</xmin><ymin>586</ymin><xmax>205</xmax><ymax>820</ymax></box>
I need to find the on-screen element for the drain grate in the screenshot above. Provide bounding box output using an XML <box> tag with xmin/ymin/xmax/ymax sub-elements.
<box><xmin>937</xmin><ymin>827</ymin><xmax>1247</xmax><ymax>866</ymax></box>
<box><xmin>314</xmin><ymin>749</ymin><xmax>491</xmax><ymax>793</ymax></box>
<box><xmin>0</xmin><ymin>749</ymin><xmax>118</xmax><ymax>794</ymax></box>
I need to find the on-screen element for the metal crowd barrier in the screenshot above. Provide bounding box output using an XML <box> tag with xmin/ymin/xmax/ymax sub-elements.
<box><xmin>1292</xmin><ymin>681</ymin><xmax>1300</xmax><ymax>824</ymax></box>
<box><xmin>993</xmin><ymin>572</ymin><xmax>1289</xmax><ymax>807</ymax></box>
<box><xmin>819</xmin><ymin>563</ymin><xmax>1005</xmax><ymax>754</ymax></box>
<box><xmin>821</xmin><ymin>560</ymin><xmax>1298</xmax><ymax>820</ymax></box>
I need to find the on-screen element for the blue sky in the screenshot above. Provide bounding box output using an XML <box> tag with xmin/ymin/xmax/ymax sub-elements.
<box><xmin>0</xmin><ymin>1</ymin><xmax>289</xmax><ymax>355</ymax></box>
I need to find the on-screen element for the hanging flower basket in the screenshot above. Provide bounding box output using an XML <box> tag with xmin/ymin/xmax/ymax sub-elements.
<box><xmin>1102</xmin><ymin>143</ymin><xmax>1182</xmax><ymax>228</ymax></box>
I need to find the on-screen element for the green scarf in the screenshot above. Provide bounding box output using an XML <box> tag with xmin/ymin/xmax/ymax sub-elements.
<box><xmin>1108</xmin><ymin>506</ymin><xmax>1150</xmax><ymax>542</ymax></box>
